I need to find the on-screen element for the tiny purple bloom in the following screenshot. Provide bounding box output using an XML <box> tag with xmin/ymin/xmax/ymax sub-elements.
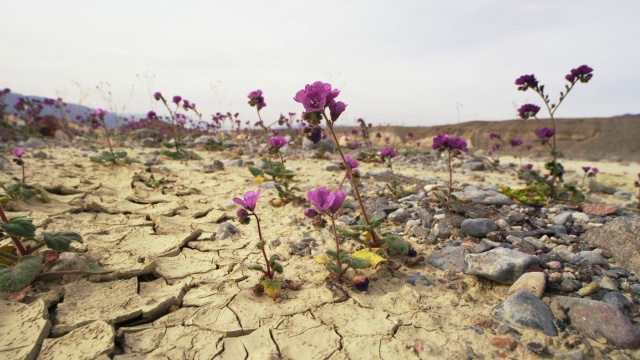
<box><xmin>535</xmin><ymin>127</ymin><xmax>555</xmax><ymax>142</ymax></box>
<box><xmin>153</xmin><ymin>91</ymin><xmax>162</xmax><ymax>101</ymax></box>
<box><xmin>509</xmin><ymin>138</ymin><xmax>523</xmax><ymax>147</ymax></box>
<box><xmin>566</xmin><ymin>65</ymin><xmax>594</xmax><ymax>83</ymax></box>
<box><xmin>93</xmin><ymin>108</ymin><xmax>107</xmax><ymax>118</ymax></box>
<box><xmin>432</xmin><ymin>134</ymin><xmax>469</xmax><ymax>153</ymax></box>
<box><xmin>307</xmin><ymin>187</ymin><xmax>345</xmax><ymax>214</ymax></box>
<box><xmin>233</xmin><ymin>189</ymin><xmax>261</xmax><ymax>211</ymax></box>
<box><xmin>582</xmin><ymin>166</ymin><xmax>591</xmax><ymax>173</ymax></box>
<box><xmin>489</xmin><ymin>132</ymin><xmax>500</xmax><ymax>140</ymax></box>
<box><xmin>591</xmin><ymin>167</ymin><xmax>599</xmax><ymax>174</ymax></box>
<box><xmin>12</xmin><ymin>147</ymin><xmax>25</xmax><ymax>157</ymax></box>
<box><xmin>247</xmin><ymin>89</ymin><xmax>267</xmax><ymax>110</ymax></box>
<box><xmin>328</xmin><ymin>100</ymin><xmax>347</xmax><ymax>121</ymax></box>
<box><xmin>523</xmin><ymin>163</ymin><xmax>534</xmax><ymax>170</ymax></box>
<box><xmin>380</xmin><ymin>147</ymin><xmax>398</xmax><ymax>159</ymax></box>
<box><xmin>304</xmin><ymin>208</ymin><xmax>319</xmax><ymax>218</ymax></box>
<box><xmin>294</xmin><ymin>81</ymin><xmax>333</xmax><ymax>112</ymax></box>
<box><xmin>268</xmin><ymin>136</ymin><xmax>288</xmax><ymax>149</ymax></box>
<box><xmin>517</xmin><ymin>104</ymin><xmax>541</xmax><ymax>119</ymax></box>
<box><xmin>344</xmin><ymin>155</ymin><xmax>359</xmax><ymax>170</ymax></box>
<box><xmin>375</xmin><ymin>132</ymin><xmax>381</xmax><ymax>138</ymax></box>
<box><xmin>515</xmin><ymin>74</ymin><xmax>538</xmax><ymax>91</ymax></box>
<box><xmin>172</xmin><ymin>96</ymin><xmax>182</xmax><ymax>104</ymax></box>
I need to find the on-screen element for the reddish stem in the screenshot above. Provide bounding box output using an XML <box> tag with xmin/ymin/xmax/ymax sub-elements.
<box><xmin>0</xmin><ymin>203</ymin><xmax>27</xmax><ymax>256</ymax></box>
<box><xmin>329</xmin><ymin>214</ymin><xmax>342</xmax><ymax>270</ymax></box>
<box><xmin>252</xmin><ymin>212</ymin><xmax>272</xmax><ymax>279</ymax></box>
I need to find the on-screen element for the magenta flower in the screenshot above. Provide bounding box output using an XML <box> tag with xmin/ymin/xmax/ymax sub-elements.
<box><xmin>517</xmin><ymin>104</ymin><xmax>541</xmax><ymax>119</ymax></box>
<box><xmin>344</xmin><ymin>155</ymin><xmax>359</xmax><ymax>170</ymax></box>
<box><xmin>535</xmin><ymin>127</ymin><xmax>555</xmax><ymax>142</ymax></box>
<box><xmin>582</xmin><ymin>166</ymin><xmax>591</xmax><ymax>173</ymax></box>
<box><xmin>509</xmin><ymin>138</ymin><xmax>523</xmax><ymax>147</ymax></box>
<box><xmin>380</xmin><ymin>147</ymin><xmax>398</xmax><ymax>159</ymax></box>
<box><xmin>233</xmin><ymin>189</ymin><xmax>261</xmax><ymax>211</ymax></box>
<box><xmin>489</xmin><ymin>132</ymin><xmax>500</xmax><ymax>140</ymax></box>
<box><xmin>526</xmin><ymin>143</ymin><xmax>533</xmax><ymax>150</ymax></box>
<box><xmin>565</xmin><ymin>65</ymin><xmax>594</xmax><ymax>83</ymax></box>
<box><xmin>306</xmin><ymin>126</ymin><xmax>322</xmax><ymax>144</ymax></box>
<box><xmin>523</xmin><ymin>163</ymin><xmax>534</xmax><ymax>170</ymax></box>
<box><xmin>93</xmin><ymin>108</ymin><xmax>107</xmax><ymax>118</ymax></box>
<box><xmin>147</xmin><ymin>111</ymin><xmax>158</xmax><ymax>120</ymax></box>
<box><xmin>177</xmin><ymin>119</ymin><xmax>186</xmax><ymax>125</ymax></box>
<box><xmin>304</xmin><ymin>208</ymin><xmax>319</xmax><ymax>218</ymax></box>
<box><xmin>591</xmin><ymin>167</ymin><xmax>599</xmax><ymax>174</ymax></box>
<box><xmin>375</xmin><ymin>132</ymin><xmax>381</xmax><ymax>138</ymax></box>
<box><xmin>268</xmin><ymin>136</ymin><xmax>287</xmax><ymax>149</ymax></box>
<box><xmin>432</xmin><ymin>134</ymin><xmax>469</xmax><ymax>153</ymax></box>
<box><xmin>350</xmin><ymin>129</ymin><xmax>358</xmax><ymax>136</ymax></box>
<box><xmin>294</xmin><ymin>81</ymin><xmax>333</xmax><ymax>112</ymax></box>
<box><xmin>407</xmin><ymin>132</ymin><xmax>414</xmax><ymax>139</ymax></box>
<box><xmin>153</xmin><ymin>91</ymin><xmax>162</xmax><ymax>101</ymax></box>
<box><xmin>328</xmin><ymin>100</ymin><xmax>347</xmax><ymax>121</ymax></box>
<box><xmin>307</xmin><ymin>187</ymin><xmax>346</xmax><ymax>214</ymax></box>
<box><xmin>248</xmin><ymin>89</ymin><xmax>266</xmax><ymax>110</ymax></box>
<box><xmin>12</xmin><ymin>147</ymin><xmax>25</xmax><ymax>157</ymax></box>
<box><xmin>491</xmin><ymin>143</ymin><xmax>501</xmax><ymax>152</ymax></box>
<box><xmin>515</xmin><ymin>74</ymin><xmax>538</xmax><ymax>91</ymax></box>
<box><xmin>172</xmin><ymin>95</ymin><xmax>181</xmax><ymax>104</ymax></box>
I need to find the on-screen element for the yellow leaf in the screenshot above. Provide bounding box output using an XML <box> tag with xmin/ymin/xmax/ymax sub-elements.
<box><xmin>0</xmin><ymin>245</ymin><xmax>16</xmax><ymax>265</ymax></box>
<box><xmin>313</xmin><ymin>255</ymin><xmax>328</xmax><ymax>264</ymax></box>
<box><xmin>352</xmin><ymin>248</ymin><xmax>388</xmax><ymax>269</ymax></box>
<box><xmin>262</xmin><ymin>279</ymin><xmax>281</xmax><ymax>301</ymax></box>
<box><xmin>256</xmin><ymin>174</ymin><xmax>267</xmax><ymax>184</ymax></box>
<box><xmin>362</xmin><ymin>231</ymin><xmax>371</xmax><ymax>240</ymax></box>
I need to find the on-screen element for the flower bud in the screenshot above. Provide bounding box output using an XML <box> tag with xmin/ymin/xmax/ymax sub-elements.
<box><xmin>304</xmin><ymin>208</ymin><xmax>318</xmax><ymax>218</ymax></box>
<box><xmin>352</xmin><ymin>276</ymin><xmax>370</xmax><ymax>292</ymax></box>
<box><xmin>236</xmin><ymin>208</ymin><xmax>249</xmax><ymax>219</ymax></box>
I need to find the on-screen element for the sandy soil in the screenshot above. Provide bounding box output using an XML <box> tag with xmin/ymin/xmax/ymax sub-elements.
<box><xmin>0</xmin><ymin>138</ymin><xmax>639</xmax><ymax>359</ymax></box>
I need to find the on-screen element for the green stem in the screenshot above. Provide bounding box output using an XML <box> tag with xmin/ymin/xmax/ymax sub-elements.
<box><xmin>329</xmin><ymin>214</ymin><xmax>342</xmax><ymax>270</ymax></box>
<box><xmin>323</xmin><ymin>116</ymin><xmax>379</xmax><ymax>247</ymax></box>
<box><xmin>252</xmin><ymin>212</ymin><xmax>272</xmax><ymax>279</ymax></box>
<box><xmin>101</xmin><ymin>119</ymin><xmax>114</xmax><ymax>157</ymax></box>
<box><xmin>0</xmin><ymin>203</ymin><xmax>27</xmax><ymax>256</ymax></box>
<box><xmin>257</xmin><ymin>109</ymin><xmax>277</xmax><ymax>181</ymax></box>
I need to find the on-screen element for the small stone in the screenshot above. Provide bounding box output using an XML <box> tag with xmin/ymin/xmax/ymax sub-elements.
<box><xmin>427</xmin><ymin>246</ymin><xmax>469</xmax><ymax>273</ymax></box>
<box><xmin>577</xmin><ymin>281</ymin><xmax>600</xmax><ymax>296</ymax></box>
<box><xmin>602</xmin><ymin>292</ymin><xmax>632</xmax><ymax>312</ymax></box>
<box><xmin>212</xmin><ymin>160</ymin><xmax>225</xmax><ymax>170</ymax></box>
<box><xmin>491</xmin><ymin>290</ymin><xmax>558</xmax><ymax>336</ymax></box>
<box><xmin>324</xmin><ymin>164</ymin><xmax>340</xmax><ymax>171</ymax></box>
<box><xmin>465</xmin><ymin>247</ymin><xmax>541</xmax><ymax>284</ymax></box>
<box><xmin>289</xmin><ymin>242</ymin><xmax>310</xmax><ymax>256</ymax></box>
<box><xmin>461</xmin><ymin>218</ymin><xmax>498</xmax><ymax>238</ymax></box>
<box><xmin>226</xmin><ymin>159</ymin><xmax>243</xmax><ymax>167</ymax></box>
<box><xmin>509</xmin><ymin>272</ymin><xmax>546</xmax><ymax>298</ymax></box>
<box><xmin>548</xmin><ymin>273</ymin><xmax>562</xmax><ymax>282</ymax></box>
<box><xmin>599</xmin><ymin>276</ymin><xmax>618</xmax><ymax>291</ymax></box>
<box><xmin>548</xmin><ymin>300</ymin><xmax>566</xmax><ymax>320</ymax></box>
<box><xmin>387</xmin><ymin>208</ymin><xmax>410</xmax><ymax>223</ymax></box>
<box><xmin>546</xmin><ymin>261</ymin><xmax>562</xmax><ymax>270</ymax></box>
<box><xmin>431</xmin><ymin>221</ymin><xmax>451</xmax><ymax>239</ymax></box>
<box><xmin>217</xmin><ymin>222</ymin><xmax>240</xmax><ymax>240</ymax></box>
<box><xmin>551</xmin><ymin>212</ymin><xmax>573</xmax><ymax>225</ymax></box>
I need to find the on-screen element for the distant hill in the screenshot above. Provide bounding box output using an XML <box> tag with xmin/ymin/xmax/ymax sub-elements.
<box><xmin>4</xmin><ymin>92</ymin><xmax>120</xmax><ymax>128</ymax></box>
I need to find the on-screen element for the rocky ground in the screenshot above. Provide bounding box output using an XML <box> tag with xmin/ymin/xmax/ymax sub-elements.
<box><xmin>1</xmin><ymin>133</ymin><xmax>640</xmax><ymax>359</ymax></box>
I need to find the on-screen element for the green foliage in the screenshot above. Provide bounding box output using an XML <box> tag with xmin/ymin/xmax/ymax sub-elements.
<box><xmin>248</xmin><ymin>166</ymin><xmax>264</xmax><ymax>177</ymax></box>
<box><xmin>91</xmin><ymin>150</ymin><xmax>139</xmax><ymax>165</ymax></box>
<box><xmin>203</xmin><ymin>138</ymin><xmax>224</xmax><ymax>151</ymax></box>
<box><xmin>1</xmin><ymin>216</ymin><xmax>36</xmax><ymax>238</ymax></box>
<box><xmin>499</xmin><ymin>186</ymin><xmax>547</xmax><ymax>206</ymax></box>
<box><xmin>336</xmin><ymin>226</ymin><xmax>360</xmax><ymax>239</ymax></box>
<box><xmin>0</xmin><ymin>255</ymin><xmax>42</xmax><ymax>292</ymax></box>
<box><xmin>81</xmin><ymin>263</ymin><xmax>112</xmax><ymax>275</ymax></box>
<box><xmin>42</xmin><ymin>231</ymin><xmax>83</xmax><ymax>252</ymax></box>
<box><xmin>343</xmin><ymin>256</ymin><xmax>370</xmax><ymax>269</ymax></box>
<box><xmin>160</xmin><ymin>149</ymin><xmax>202</xmax><ymax>160</ymax></box>
<box><xmin>384</xmin><ymin>234</ymin><xmax>409</xmax><ymax>255</ymax></box>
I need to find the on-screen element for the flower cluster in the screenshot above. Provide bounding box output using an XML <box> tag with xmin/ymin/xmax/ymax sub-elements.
<box><xmin>248</xmin><ymin>89</ymin><xmax>267</xmax><ymax>110</ymax></box>
<box><xmin>432</xmin><ymin>134</ymin><xmax>469</xmax><ymax>153</ymax></box>
<box><xmin>294</xmin><ymin>81</ymin><xmax>346</xmax><ymax>124</ymax></box>
<box><xmin>268</xmin><ymin>136</ymin><xmax>288</xmax><ymax>150</ymax></box>
<box><xmin>509</xmin><ymin>138</ymin><xmax>523</xmax><ymax>147</ymax></box>
<box><xmin>380</xmin><ymin>147</ymin><xmax>398</xmax><ymax>159</ymax></box>
<box><xmin>517</xmin><ymin>104</ymin><xmax>541</xmax><ymax>119</ymax></box>
<box><xmin>305</xmin><ymin>187</ymin><xmax>346</xmax><ymax>216</ymax></box>
<box><xmin>515</xmin><ymin>74</ymin><xmax>538</xmax><ymax>91</ymax></box>
<box><xmin>535</xmin><ymin>127</ymin><xmax>555</xmax><ymax>143</ymax></box>
<box><xmin>565</xmin><ymin>65</ymin><xmax>594</xmax><ymax>83</ymax></box>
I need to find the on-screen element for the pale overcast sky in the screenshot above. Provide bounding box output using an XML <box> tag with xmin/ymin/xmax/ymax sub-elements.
<box><xmin>2</xmin><ymin>0</ymin><xmax>639</xmax><ymax>126</ymax></box>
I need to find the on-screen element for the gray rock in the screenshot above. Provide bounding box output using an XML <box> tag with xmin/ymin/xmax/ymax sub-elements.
<box><xmin>614</xmin><ymin>191</ymin><xmax>633</xmax><ymax>200</ymax></box>
<box><xmin>461</xmin><ymin>218</ymin><xmax>498</xmax><ymax>238</ymax></box>
<box><xmin>451</xmin><ymin>186</ymin><xmax>514</xmax><ymax>206</ymax></box>
<box><xmin>408</xmin><ymin>225</ymin><xmax>428</xmax><ymax>239</ymax></box>
<box><xmin>371</xmin><ymin>210</ymin><xmax>387</xmax><ymax>221</ymax></box>
<box><xmin>324</xmin><ymin>164</ymin><xmax>340</xmax><ymax>171</ymax></box>
<box><xmin>427</xmin><ymin>246</ymin><xmax>468</xmax><ymax>273</ymax></box>
<box><xmin>212</xmin><ymin>160</ymin><xmax>225</xmax><ymax>171</ymax></box>
<box><xmin>588</xmin><ymin>180</ymin><xmax>617</xmax><ymax>194</ymax></box>
<box><xmin>217</xmin><ymin>222</ymin><xmax>240</xmax><ymax>240</ymax></box>
<box><xmin>602</xmin><ymin>292</ymin><xmax>632</xmax><ymax>312</ymax></box>
<box><xmin>557</xmin><ymin>251</ymin><xmax>607</xmax><ymax>266</ymax></box>
<box><xmin>259</xmin><ymin>181</ymin><xmax>276</xmax><ymax>189</ymax></box>
<box><xmin>599</xmin><ymin>276</ymin><xmax>618</xmax><ymax>291</ymax></box>
<box><xmin>289</xmin><ymin>242</ymin><xmax>311</xmax><ymax>256</ymax></box>
<box><xmin>465</xmin><ymin>248</ymin><xmax>541</xmax><ymax>284</ymax></box>
<box><xmin>555</xmin><ymin>296</ymin><xmax>640</xmax><ymax>348</ymax></box>
<box><xmin>551</xmin><ymin>212</ymin><xmax>573</xmax><ymax>225</ymax></box>
<box><xmin>149</xmin><ymin>165</ymin><xmax>170</xmax><ymax>174</ymax></box>
<box><xmin>462</xmin><ymin>161</ymin><xmax>485</xmax><ymax>171</ymax></box>
<box><xmin>387</xmin><ymin>208</ymin><xmax>409</xmax><ymax>223</ymax></box>
<box><xmin>583</xmin><ymin>217</ymin><xmax>640</xmax><ymax>277</ymax></box>
<box><xmin>141</xmin><ymin>138</ymin><xmax>161</xmax><ymax>148</ymax></box>
<box><xmin>431</xmin><ymin>221</ymin><xmax>451</xmax><ymax>240</ymax></box>
<box><xmin>491</xmin><ymin>290</ymin><xmax>557</xmax><ymax>336</ymax></box>
<box><xmin>226</xmin><ymin>159</ymin><xmax>243</xmax><ymax>167</ymax></box>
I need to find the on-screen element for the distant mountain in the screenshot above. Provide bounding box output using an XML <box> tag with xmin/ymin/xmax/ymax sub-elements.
<box><xmin>3</xmin><ymin>92</ymin><xmax>120</xmax><ymax>128</ymax></box>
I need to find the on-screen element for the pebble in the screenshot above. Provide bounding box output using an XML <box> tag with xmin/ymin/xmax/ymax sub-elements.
<box><xmin>602</xmin><ymin>292</ymin><xmax>632</xmax><ymax>312</ymax></box>
<box><xmin>387</xmin><ymin>208</ymin><xmax>410</xmax><ymax>223</ymax></box>
<box><xmin>464</xmin><ymin>247</ymin><xmax>541</xmax><ymax>284</ymax></box>
<box><xmin>508</xmin><ymin>272</ymin><xmax>546</xmax><ymax>298</ymax></box>
<box><xmin>599</xmin><ymin>276</ymin><xmax>618</xmax><ymax>291</ymax></box>
<box><xmin>461</xmin><ymin>218</ymin><xmax>498</xmax><ymax>238</ymax></box>
<box><xmin>491</xmin><ymin>290</ymin><xmax>557</xmax><ymax>336</ymax></box>
<box><xmin>427</xmin><ymin>246</ymin><xmax>469</xmax><ymax>273</ymax></box>
<box><xmin>576</xmin><ymin>281</ymin><xmax>599</xmax><ymax>296</ymax></box>
<box><xmin>431</xmin><ymin>221</ymin><xmax>451</xmax><ymax>240</ymax></box>
<box><xmin>217</xmin><ymin>222</ymin><xmax>240</xmax><ymax>240</ymax></box>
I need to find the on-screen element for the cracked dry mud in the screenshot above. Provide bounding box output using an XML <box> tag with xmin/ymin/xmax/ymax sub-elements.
<box><xmin>1</xmin><ymin>143</ymin><xmax>640</xmax><ymax>359</ymax></box>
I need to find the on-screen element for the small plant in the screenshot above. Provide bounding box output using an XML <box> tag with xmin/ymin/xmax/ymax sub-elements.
<box><xmin>248</xmin><ymin>136</ymin><xmax>301</xmax><ymax>204</ymax></box>
<box><xmin>509</xmin><ymin>138</ymin><xmax>524</xmax><ymax>167</ymax></box>
<box><xmin>432</xmin><ymin>134</ymin><xmax>469</xmax><ymax>197</ymax></box>
<box><xmin>487</xmin><ymin>132</ymin><xmax>503</xmax><ymax>165</ymax></box>
<box><xmin>379</xmin><ymin>147</ymin><xmax>412</xmax><ymax>199</ymax></box>
<box><xmin>1</xmin><ymin>147</ymin><xmax>50</xmax><ymax>203</ymax></box>
<box><xmin>233</xmin><ymin>189</ymin><xmax>283</xmax><ymax>300</ymax></box>
<box><xmin>304</xmin><ymin>187</ymin><xmax>372</xmax><ymax>282</ymax></box>
<box><xmin>580</xmin><ymin>166</ymin><xmax>599</xmax><ymax>190</ymax></box>
<box><xmin>152</xmin><ymin>92</ymin><xmax>202</xmax><ymax>160</ymax></box>
<box><xmin>295</xmin><ymin>81</ymin><xmax>381</xmax><ymax>247</ymax></box>
<box><xmin>0</xmin><ymin>203</ymin><xmax>109</xmax><ymax>294</ymax></box>
<box><xmin>515</xmin><ymin>64</ymin><xmax>594</xmax><ymax>199</ymax></box>
<box><xmin>89</xmin><ymin>109</ymin><xmax>139</xmax><ymax>165</ymax></box>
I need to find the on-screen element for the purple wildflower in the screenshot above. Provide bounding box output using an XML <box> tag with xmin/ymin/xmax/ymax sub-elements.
<box><xmin>515</xmin><ymin>74</ymin><xmax>538</xmax><ymax>91</ymax></box>
<box><xmin>307</xmin><ymin>187</ymin><xmax>346</xmax><ymax>214</ymax></box>
<box><xmin>523</xmin><ymin>163</ymin><xmax>534</xmax><ymax>170</ymax></box>
<box><xmin>565</xmin><ymin>65</ymin><xmax>594</xmax><ymax>83</ymax></box>
<box><xmin>233</xmin><ymin>189</ymin><xmax>261</xmax><ymax>212</ymax></box>
<box><xmin>247</xmin><ymin>89</ymin><xmax>267</xmax><ymax>110</ymax></box>
<box><xmin>375</xmin><ymin>132</ymin><xmax>381</xmax><ymax>138</ymax></box>
<box><xmin>491</xmin><ymin>143</ymin><xmax>501</xmax><ymax>152</ymax></box>
<box><xmin>591</xmin><ymin>167</ymin><xmax>599</xmax><ymax>174</ymax></box>
<box><xmin>517</xmin><ymin>104</ymin><xmax>541</xmax><ymax>119</ymax></box>
<box><xmin>509</xmin><ymin>138</ymin><xmax>523</xmax><ymax>147</ymax></box>
<box><xmin>307</xmin><ymin>126</ymin><xmax>322</xmax><ymax>144</ymax></box>
<box><xmin>535</xmin><ymin>127</ymin><xmax>555</xmax><ymax>142</ymax></box>
<box><xmin>304</xmin><ymin>208</ymin><xmax>318</xmax><ymax>218</ymax></box>
<box><xmin>581</xmin><ymin>166</ymin><xmax>591</xmax><ymax>173</ymax></box>
<box><xmin>328</xmin><ymin>100</ymin><xmax>347</xmax><ymax>121</ymax></box>
<box><xmin>489</xmin><ymin>132</ymin><xmax>500</xmax><ymax>140</ymax></box>
<box><xmin>172</xmin><ymin>95</ymin><xmax>182</xmax><ymax>104</ymax></box>
<box><xmin>153</xmin><ymin>92</ymin><xmax>162</xmax><ymax>101</ymax></box>
<box><xmin>12</xmin><ymin>147</ymin><xmax>25</xmax><ymax>157</ymax></box>
<box><xmin>268</xmin><ymin>136</ymin><xmax>288</xmax><ymax>149</ymax></box>
<box><xmin>344</xmin><ymin>155</ymin><xmax>359</xmax><ymax>170</ymax></box>
<box><xmin>380</xmin><ymin>147</ymin><xmax>398</xmax><ymax>159</ymax></box>
<box><xmin>432</xmin><ymin>134</ymin><xmax>469</xmax><ymax>153</ymax></box>
<box><xmin>294</xmin><ymin>81</ymin><xmax>333</xmax><ymax>112</ymax></box>
<box><xmin>93</xmin><ymin>108</ymin><xmax>107</xmax><ymax>118</ymax></box>
<box><xmin>407</xmin><ymin>132</ymin><xmax>414</xmax><ymax>139</ymax></box>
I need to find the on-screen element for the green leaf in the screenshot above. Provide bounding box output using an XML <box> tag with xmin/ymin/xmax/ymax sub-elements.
<box><xmin>271</xmin><ymin>262</ymin><xmax>283</xmax><ymax>274</ymax></box>
<box><xmin>341</xmin><ymin>200</ymin><xmax>355</xmax><ymax>209</ymax></box>
<box><xmin>264</xmin><ymin>170</ymin><xmax>276</xmax><ymax>177</ymax></box>
<box><xmin>343</xmin><ymin>256</ymin><xmax>371</xmax><ymax>269</ymax></box>
<box><xmin>36</xmin><ymin>188</ymin><xmax>51</xmax><ymax>203</ymax></box>
<box><xmin>248</xmin><ymin>166</ymin><xmax>264</xmax><ymax>177</ymax></box>
<box><xmin>1</xmin><ymin>216</ymin><xmax>36</xmax><ymax>238</ymax></box>
<box><xmin>336</xmin><ymin>226</ymin><xmax>360</xmax><ymax>239</ymax></box>
<box><xmin>90</xmin><ymin>156</ymin><xmax>102</xmax><ymax>163</ymax></box>
<box><xmin>269</xmin><ymin>254</ymin><xmax>281</xmax><ymax>262</ymax></box>
<box><xmin>248</xmin><ymin>264</ymin><xmax>264</xmax><ymax>272</ymax></box>
<box><xmin>115</xmin><ymin>151</ymin><xmax>127</xmax><ymax>159</ymax></box>
<box><xmin>43</xmin><ymin>231</ymin><xmax>83</xmax><ymax>251</ymax></box>
<box><xmin>262</xmin><ymin>279</ymin><xmax>281</xmax><ymax>300</ymax></box>
<box><xmin>326</xmin><ymin>250</ymin><xmax>337</xmax><ymax>259</ymax></box>
<box><xmin>324</xmin><ymin>261</ymin><xmax>342</xmax><ymax>275</ymax></box>
<box><xmin>162</xmin><ymin>142</ymin><xmax>174</xmax><ymax>149</ymax></box>
<box><xmin>274</xmin><ymin>184</ymin><xmax>285</xmax><ymax>195</ymax></box>
<box><xmin>0</xmin><ymin>255</ymin><xmax>42</xmax><ymax>292</ymax></box>
<box><xmin>81</xmin><ymin>263</ymin><xmax>112</xmax><ymax>275</ymax></box>
<box><xmin>385</xmin><ymin>234</ymin><xmax>409</xmax><ymax>255</ymax></box>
